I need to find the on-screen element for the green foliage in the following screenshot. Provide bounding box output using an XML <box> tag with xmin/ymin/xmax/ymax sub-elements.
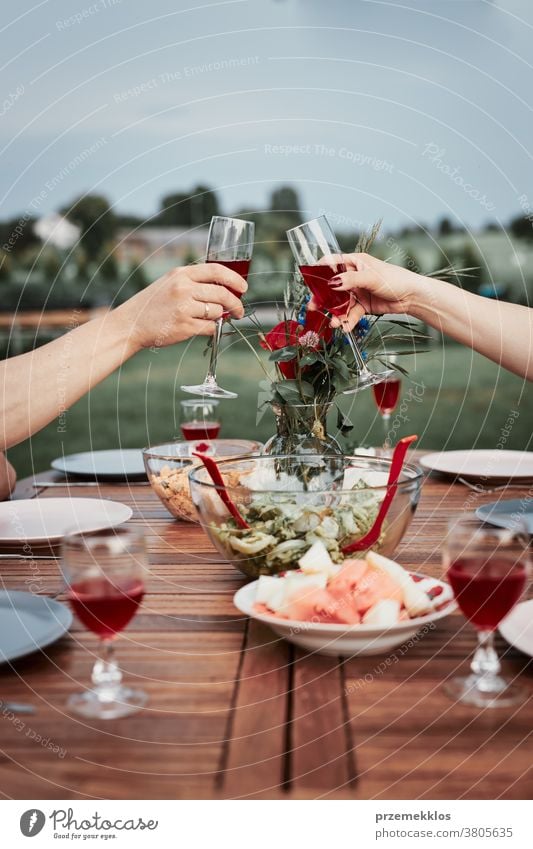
<box><xmin>158</xmin><ymin>185</ymin><xmax>220</xmax><ymax>227</ymax></box>
<box><xmin>0</xmin><ymin>251</ymin><xmax>12</xmax><ymax>279</ymax></box>
<box><xmin>509</xmin><ymin>214</ymin><xmax>533</xmax><ymax>240</ymax></box>
<box><xmin>269</xmin><ymin>185</ymin><xmax>301</xmax><ymax>228</ymax></box>
<box><xmin>98</xmin><ymin>250</ymin><xmax>119</xmax><ymax>282</ymax></box>
<box><xmin>62</xmin><ymin>194</ymin><xmax>117</xmax><ymax>262</ymax></box>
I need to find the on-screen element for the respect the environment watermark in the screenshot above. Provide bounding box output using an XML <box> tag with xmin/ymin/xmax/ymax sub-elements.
<box><xmin>1</xmin><ymin>138</ymin><xmax>107</xmax><ymax>254</ymax></box>
<box><xmin>113</xmin><ymin>56</ymin><xmax>261</xmax><ymax>103</ymax></box>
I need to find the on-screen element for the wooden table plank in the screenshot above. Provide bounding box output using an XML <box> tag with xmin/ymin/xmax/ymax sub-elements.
<box><xmin>291</xmin><ymin>652</ymin><xmax>356</xmax><ymax>794</ymax></box>
<box><xmin>221</xmin><ymin>621</ymin><xmax>290</xmax><ymax>799</ymax></box>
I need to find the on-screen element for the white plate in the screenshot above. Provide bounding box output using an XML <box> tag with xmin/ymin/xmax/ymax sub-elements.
<box><xmin>234</xmin><ymin>574</ymin><xmax>456</xmax><ymax>657</ymax></box>
<box><xmin>0</xmin><ymin>498</ymin><xmax>132</xmax><ymax>545</ymax></box>
<box><xmin>0</xmin><ymin>591</ymin><xmax>72</xmax><ymax>663</ymax></box>
<box><xmin>499</xmin><ymin>600</ymin><xmax>533</xmax><ymax>658</ymax></box>
<box><xmin>51</xmin><ymin>449</ymin><xmax>146</xmax><ymax>480</ymax></box>
<box><xmin>420</xmin><ymin>450</ymin><xmax>533</xmax><ymax>481</ymax></box>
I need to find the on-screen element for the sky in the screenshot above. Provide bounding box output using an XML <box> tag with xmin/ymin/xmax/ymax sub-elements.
<box><xmin>2</xmin><ymin>0</ymin><xmax>533</xmax><ymax>232</ymax></box>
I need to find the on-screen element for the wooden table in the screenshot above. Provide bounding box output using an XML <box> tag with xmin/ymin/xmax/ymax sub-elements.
<box><xmin>1</xmin><ymin>466</ymin><xmax>531</xmax><ymax>800</ymax></box>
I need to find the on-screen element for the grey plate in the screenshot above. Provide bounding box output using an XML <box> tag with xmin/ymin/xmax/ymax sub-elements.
<box><xmin>51</xmin><ymin>449</ymin><xmax>146</xmax><ymax>480</ymax></box>
<box><xmin>476</xmin><ymin>498</ymin><xmax>533</xmax><ymax>534</ymax></box>
<box><xmin>0</xmin><ymin>591</ymin><xmax>72</xmax><ymax>664</ymax></box>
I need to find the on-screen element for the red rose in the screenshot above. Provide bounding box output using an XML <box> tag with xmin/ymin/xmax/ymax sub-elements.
<box><xmin>260</xmin><ymin>320</ymin><xmax>302</xmax><ymax>378</ymax></box>
<box><xmin>304</xmin><ymin>307</ymin><xmax>333</xmax><ymax>345</ymax></box>
<box><xmin>260</xmin><ymin>320</ymin><xmax>302</xmax><ymax>351</ymax></box>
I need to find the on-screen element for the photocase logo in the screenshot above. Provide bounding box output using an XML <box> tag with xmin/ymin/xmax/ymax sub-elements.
<box><xmin>20</xmin><ymin>809</ymin><xmax>46</xmax><ymax>837</ymax></box>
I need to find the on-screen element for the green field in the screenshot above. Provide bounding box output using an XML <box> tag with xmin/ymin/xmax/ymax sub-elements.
<box><xmin>7</xmin><ymin>336</ymin><xmax>533</xmax><ymax>480</ymax></box>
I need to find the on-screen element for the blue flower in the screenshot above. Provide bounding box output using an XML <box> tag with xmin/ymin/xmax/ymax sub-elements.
<box><xmin>355</xmin><ymin>316</ymin><xmax>370</xmax><ymax>341</ymax></box>
<box><xmin>297</xmin><ymin>293</ymin><xmax>311</xmax><ymax>326</ymax></box>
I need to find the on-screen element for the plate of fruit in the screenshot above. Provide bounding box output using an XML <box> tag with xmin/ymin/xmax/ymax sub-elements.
<box><xmin>233</xmin><ymin>542</ymin><xmax>456</xmax><ymax>656</ymax></box>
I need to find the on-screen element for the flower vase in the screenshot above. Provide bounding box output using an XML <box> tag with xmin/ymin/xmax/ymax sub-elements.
<box><xmin>263</xmin><ymin>402</ymin><xmax>342</xmax><ymax>456</ymax></box>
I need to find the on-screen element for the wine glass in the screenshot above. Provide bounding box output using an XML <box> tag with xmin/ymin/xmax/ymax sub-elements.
<box><xmin>286</xmin><ymin>215</ymin><xmax>393</xmax><ymax>393</ymax></box>
<box><xmin>62</xmin><ymin>526</ymin><xmax>149</xmax><ymax>719</ymax></box>
<box><xmin>372</xmin><ymin>360</ymin><xmax>402</xmax><ymax>454</ymax></box>
<box><xmin>443</xmin><ymin>515</ymin><xmax>530</xmax><ymax>708</ymax></box>
<box><xmin>181</xmin><ymin>215</ymin><xmax>254</xmax><ymax>399</ymax></box>
<box><xmin>180</xmin><ymin>398</ymin><xmax>221</xmax><ymax>441</ymax></box>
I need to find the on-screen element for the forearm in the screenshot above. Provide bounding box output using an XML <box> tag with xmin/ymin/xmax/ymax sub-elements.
<box><xmin>0</xmin><ymin>308</ymin><xmax>138</xmax><ymax>451</ymax></box>
<box><xmin>411</xmin><ymin>276</ymin><xmax>533</xmax><ymax>380</ymax></box>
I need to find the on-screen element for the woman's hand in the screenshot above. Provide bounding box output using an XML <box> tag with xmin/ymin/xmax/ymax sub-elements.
<box><xmin>313</xmin><ymin>253</ymin><xmax>423</xmax><ymax>331</ymax></box>
<box><xmin>115</xmin><ymin>263</ymin><xmax>247</xmax><ymax>353</ymax></box>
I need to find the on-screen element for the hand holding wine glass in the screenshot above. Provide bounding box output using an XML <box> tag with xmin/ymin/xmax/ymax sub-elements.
<box><xmin>286</xmin><ymin>216</ymin><xmax>393</xmax><ymax>393</ymax></box>
<box><xmin>62</xmin><ymin>526</ymin><xmax>149</xmax><ymax>719</ymax></box>
<box><xmin>182</xmin><ymin>216</ymin><xmax>254</xmax><ymax>399</ymax></box>
<box><xmin>443</xmin><ymin>515</ymin><xmax>530</xmax><ymax>708</ymax></box>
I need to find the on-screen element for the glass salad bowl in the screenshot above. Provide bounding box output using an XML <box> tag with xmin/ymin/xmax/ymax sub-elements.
<box><xmin>143</xmin><ymin>439</ymin><xmax>263</xmax><ymax>522</ymax></box>
<box><xmin>189</xmin><ymin>453</ymin><xmax>423</xmax><ymax>578</ymax></box>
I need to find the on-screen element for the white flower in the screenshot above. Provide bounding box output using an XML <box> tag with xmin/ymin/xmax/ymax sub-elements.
<box><xmin>299</xmin><ymin>331</ymin><xmax>320</xmax><ymax>349</ymax></box>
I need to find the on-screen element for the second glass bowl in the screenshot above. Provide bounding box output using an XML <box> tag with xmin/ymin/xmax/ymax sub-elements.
<box><xmin>143</xmin><ymin>439</ymin><xmax>263</xmax><ymax>523</ymax></box>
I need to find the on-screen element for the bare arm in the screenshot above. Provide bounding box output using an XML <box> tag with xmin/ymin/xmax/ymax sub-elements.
<box><xmin>0</xmin><ymin>263</ymin><xmax>247</xmax><ymax>451</ymax></box>
<box><xmin>0</xmin><ymin>453</ymin><xmax>16</xmax><ymax>500</ymax></box>
<box><xmin>324</xmin><ymin>254</ymin><xmax>533</xmax><ymax>381</ymax></box>
<box><xmin>411</xmin><ymin>275</ymin><xmax>533</xmax><ymax>380</ymax></box>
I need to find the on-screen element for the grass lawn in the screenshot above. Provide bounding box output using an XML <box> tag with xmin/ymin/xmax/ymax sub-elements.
<box><xmin>8</xmin><ymin>335</ymin><xmax>533</xmax><ymax>480</ymax></box>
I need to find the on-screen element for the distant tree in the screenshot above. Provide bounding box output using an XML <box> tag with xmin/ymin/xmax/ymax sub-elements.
<box><xmin>41</xmin><ymin>249</ymin><xmax>64</xmax><ymax>281</ymax></box>
<box><xmin>438</xmin><ymin>217</ymin><xmax>454</xmax><ymax>236</ymax></box>
<box><xmin>0</xmin><ymin>216</ymin><xmax>39</xmax><ymax>255</ymax></box>
<box><xmin>98</xmin><ymin>250</ymin><xmax>119</xmax><ymax>282</ymax></box>
<box><xmin>0</xmin><ymin>251</ymin><xmax>11</xmax><ymax>280</ymax></box>
<box><xmin>116</xmin><ymin>213</ymin><xmax>146</xmax><ymax>229</ymax></box>
<box><xmin>62</xmin><ymin>195</ymin><xmax>117</xmax><ymax>262</ymax></box>
<box><xmin>270</xmin><ymin>185</ymin><xmax>300</xmax><ymax>214</ymax></box>
<box><xmin>402</xmin><ymin>248</ymin><xmax>421</xmax><ymax>275</ymax></box>
<box><xmin>456</xmin><ymin>243</ymin><xmax>485</xmax><ymax>293</ymax></box>
<box><xmin>509</xmin><ymin>214</ymin><xmax>533</xmax><ymax>240</ymax></box>
<box><xmin>126</xmin><ymin>263</ymin><xmax>148</xmax><ymax>293</ymax></box>
<box><xmin>158</xmin><ymin>185</ymin><xmax>220</xmax><ymax>227</ymax></box>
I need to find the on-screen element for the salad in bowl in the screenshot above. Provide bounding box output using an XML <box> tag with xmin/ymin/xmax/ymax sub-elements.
<box><xmin>189</xmin><ymin>453</ymin><xmax>423</xmax><ymax>578</ymax></box>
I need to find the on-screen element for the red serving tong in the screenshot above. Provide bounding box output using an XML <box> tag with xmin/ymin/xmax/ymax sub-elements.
<box><xmin>193</xmin><ymin>452</ymin><xmax>250</xmax><ymax>530</ymax></box>
<box><xmin>342</xmin><ymin>434</ymin><xmax>418</xmax><ymax>555</ymax></box>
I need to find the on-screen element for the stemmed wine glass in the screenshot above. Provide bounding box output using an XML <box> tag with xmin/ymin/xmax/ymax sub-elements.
<box><xmin>62</xmin><ymin>526</ymin><xmax>149</xmax><ymax>719</ymax></box>
<box><xmin>372</xmin><ymin>360</ymin><xmax>401</xmax><ymax>455</ymax></box>
<box><xmin>179</xmin><ymin>398</ymin><xmax>221</xmax><ymax>440</ymax></box>
<box><xmin>443</xmin><ymin>515</ymin><xmax>530</xmax><ymax>708</ymax></box>
<box><xmin>181</xmin><ymin>215</ymin><xmax>254</xmax><ymax>399</ymax></box>
<box><xmin>286</xmin><ymin>215</ymin><xmax>393</xmax><ymax>393</ymax></box>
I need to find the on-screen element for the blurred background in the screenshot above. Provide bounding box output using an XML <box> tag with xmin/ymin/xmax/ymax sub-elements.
<box><xmin>2</xmin><ymin>0</ymin><xmax>532</xmax><ymax>476</ymax></box>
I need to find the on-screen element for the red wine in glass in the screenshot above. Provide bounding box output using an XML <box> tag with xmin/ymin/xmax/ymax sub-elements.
<box><xmin>69</xmin><ymin>577</ymin><xmax>145</xmax><ymax>640</ymax></box>
<box><xmin>62</xmin><ymin>526</ymin><xmax>149</xmax><ymax>719</ymax></box>
<box><xmin>373</xmin><ymin>375</ymin><xmax>402</xmax><ymax>453</ymax></box>
<box><xmin>442</xmin><ymin>516</ymin><xmax>530</xmax><ymax>708</ymax></box>
<box><xmin>448</xmin><ymin>557</ymin><xmax>527</xmax><ymax>631</ymax></box>
<box><xmin>373</xmin><ymin>378</ymin><xmax>401</xmax><ymax>416</ymax></box>
<box><xmin>299</xmin><ymin>263</ymin><xmax>348</xmax><ymax>315</ymax></box>
<box><xmin>207</xmin><ymin>258</ymin><xmax>250</xmax><ymax>318</ymax></box>
<box><xmin>181</xmin><ymin>421</ymin><xmax>221</xmax><ymax>440</ymax></box>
